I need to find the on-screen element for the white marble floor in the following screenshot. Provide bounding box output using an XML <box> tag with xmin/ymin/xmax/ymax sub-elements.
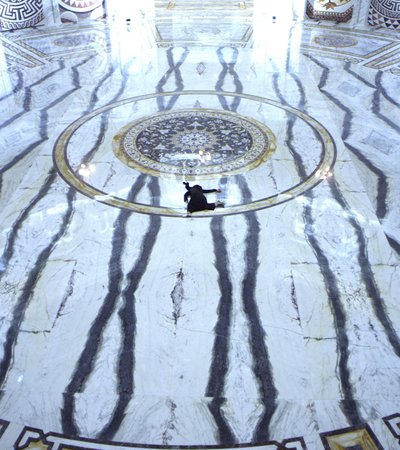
<box><xmin>0</xmin><ymin>3</ymin><xmax>400</xmax><ymax>450</ymax></box>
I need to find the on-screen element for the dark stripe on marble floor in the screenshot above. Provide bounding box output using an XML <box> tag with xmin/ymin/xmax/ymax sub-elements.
<box><xmin>303</xmin><ymin>199</ymin><xmax>362</xmax><ymax>426</ymax></box>
<box><xmin>306</xmin><ymin>54</ymin><xmax>388</xmax><ymax>221</ymax></box>
<box><xmin>1</xmin><ymin>53</ymin><xmax>121</xmax><ymax>277</ymax></box>
<box><xmin>385</xmin><ymin>234</ymin><xmax>400</xmax><ymax>257</ymax></box>
<box><xmin>285</xmin><ymin>23</ymin><xmax>300</xmax><ymax>74</ymax></box>
<box><xmin>288</xmin><ymin>71</ymin><xmax>306</xmax><ymax>110</ymax></box>
<box><xmin>0</xmin><ymin>185</ymin><xmax>76</xmax><ymax>389</ymax></box>
<box><xmin>271</xmin><ymin>73</ymin><xmax>307</xmax><ymax>180</ymax></box>
<box><xmin>372</xmin><ymin>73</ymin><xmax>400</xmax><ymax>134</ymax></box>
<box><xmin>0</xmin><ymin>69</ymin><xmax>23</xmax><ymax>102</ymax></box>
<box><xmin>0</xmin><ymin>53</ymin><xmax>98</xmax><ymax>269</ymax></box>
<box><xmin>0</xmin><ymin>60</ymin><xmax>65</xmax><ymax>131</ymax></box>
<box><xmin>99</xmin><ymin>176</ymin><xmax>162</xmax><ymax>440</ymax></box>
<box><xmin>203</xmin><ymin>50</ymin><xmax>245</xmax><ymax>444</ymax></box>
<box><xmin>376</xmin><ymin>72</ymin><xmax>400</xmax><ymax>108</ymax></box>
<box><xmin>204</xmin><ymin>52</ymin><xmax>245</xmax><ymax>441</ymax></box>
<box><xmin>156</xmin><ymin>47</ymin><xmax>190</xmax><ymax>111</ymax></box>
<box><xmin>0</xmin><ymin>56</ymin><xmax>94</xmax><ymax>193</ymax></box>
<box><xmin>238</xmin><ymin>176</ymin><xmax>278</xmax><ymax>442</ymax></box>
<box><xmin>302</xmin><ymin>60</ymin><xmax>400</xmax><ymax>418</ymax></box>
<box><xmin>344</xmin><ymin>142</ymin><xmax>388</xmax><ymax>221</ymax></box>
<box><xmin>80</xmin><ymin>57</ymin><xmax>134</xmax><ymax>165</ymax></box>
<box><xmin>0</xmin><ymin>57</ymin><xmax>98</xmax><ymax>276</ymax></box>
<box><xmin>62</xmin><ymin>175</ymin><xmax>147</xmax><ymax>437</ymax></box>
<box><xmin>344</xmin><ymin>62</ymin><xmax>376</xmax><ymax>89</ymax></box>
<box><xmin>206</xmin><ymin>215</ymin><xmax>236</xmax><ymax>445</ymax></box>
<box><xmin>62</xmin><ymin>56</ymin><xmax>169</xmax><ymax>435</ymax></box>
<box><xmin>61</xmin><ymin>67</ymin><xmax>149</xmax><ymax>428</ymax></box>
<box><xmin>0</xmin><ymin>169</ymin><xmax>58</xmax><ymax>281</ymax></box>
<box><xmin>215</xmin><ymin>47</ymin><xmax>243</xmax><ymax>112</ymax></box>
<box><xmin>298</xmin><ymin>60</ymin><xmax>400</xmax><ymax>416</ymax></box>
<box><xmin>329</xmin><ymin>178</ymin><xmax>400</xmax><ymax>359</ymax></box>
<box><xmin>272</xmin><ymin>69</ymin><xmax>362</xmax><ymax>426</ymax></box>
<box><xmin>85</xmin><ymin>60</ymin><xmax>116</xmax><ymax>112</ymax></box>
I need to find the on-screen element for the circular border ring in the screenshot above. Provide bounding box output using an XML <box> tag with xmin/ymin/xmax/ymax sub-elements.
<box><xmin>53</xmin><ymin>90</ymin><xmax>337</xmax><ymax>218</ymax></box>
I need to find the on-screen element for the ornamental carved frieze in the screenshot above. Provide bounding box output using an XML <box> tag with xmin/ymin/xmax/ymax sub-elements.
<box><xmin>0</xmin><ymin>0</ymin><xmax>44</xmax><ymax>31</ymax></box>
<box><xmin>368</xmin><ymin>0</ymin><xmax>400</xmax><ymax>29</ymax></box>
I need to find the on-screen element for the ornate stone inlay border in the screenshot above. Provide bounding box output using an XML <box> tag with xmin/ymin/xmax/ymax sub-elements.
<box><xmin>0</xmin><ymin>419</ymin><xmax>394</xmax><ymax>449</ymax></box>
<box><xmin>320</xmin><ymin>424</ymin><xmax>384</xmax><ymax>449</ymax></box>
<box><xmin>113</xmin><ymin>109</ymin><xmax>275</xmax><ymax>178</ymax></box>
<box><xmin>368</xmin><ymin>0</ymin><xmax>400</xmax><ymax>29</ymax></box>
<box><xmin>53</xmin><ymin>90</ymin><xmax>336</xmax><ymax>218</ymax></box>
<box><xmin>0</xmin><ymin>0</ymin><xmax>44</xmax><ymax>31</ymax></box>
<box><xmin>58</xmin><ymin>0</ymin><xmax>103</xmax><ymax>13</ymax></box>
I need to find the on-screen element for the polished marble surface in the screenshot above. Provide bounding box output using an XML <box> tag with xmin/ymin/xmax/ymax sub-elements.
<box><xmin>0</xmin><ymin>2</ymin><xmax>400</xmax><ymax>449</ymax></box>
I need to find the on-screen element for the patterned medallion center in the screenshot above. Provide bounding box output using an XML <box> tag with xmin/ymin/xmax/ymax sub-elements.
<box><xmin>114</xmin><ymin>109</ymin><xmax>275</xmax><ymax>177</ymax></box>
<box><xmin>314</xmin><ymin>34</ymin><xmax>357</xmax><ymax>48</ymax></box>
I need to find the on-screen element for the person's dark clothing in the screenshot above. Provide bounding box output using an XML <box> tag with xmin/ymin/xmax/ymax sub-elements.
<box><xmin>183</xmin><ymin>182</ymin><xmax>219</xmax><ymax>213</ymax></box>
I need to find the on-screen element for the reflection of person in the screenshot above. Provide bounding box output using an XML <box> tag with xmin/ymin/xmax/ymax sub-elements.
<box><xmin>183</xmin><ymin>182</ymin><xmax>224</xmax><ymax>214</ymax></box>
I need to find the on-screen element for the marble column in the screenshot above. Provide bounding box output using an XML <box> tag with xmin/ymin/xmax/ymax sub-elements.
<box><xmin>306</xmin><ymin>0</ymin><xmax>354</xmax><ymax>22</ymax></box>
<box><xmin>41</xmin><ymin>0</ymin><xmax>61</xmax><ymax>26</ymax></box>
<box><xmin>368</xmin><ymin>0</ymin><xmax>400</xmax><ymax>29</ymax></box>
<box><xmin>0</xmin><ymin>0</ymin><xmax>44</xmax><ymax>31</ymax></box>
<box><xmin>352</xmin><ymin>1</ymin><xmax>372</xmax><ymax>28</ymax></box>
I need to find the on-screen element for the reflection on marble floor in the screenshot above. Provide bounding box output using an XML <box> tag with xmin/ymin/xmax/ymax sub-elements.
<box><xmin>0</xmin><ymin>3</ymin><xmax>400</xmax><ymax>450</ymax></box>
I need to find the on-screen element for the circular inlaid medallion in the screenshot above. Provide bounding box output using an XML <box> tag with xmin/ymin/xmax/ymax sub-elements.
<box><xmin>113</xmin><ymin>109</ymin><xmax>275</xmax><ymax>178</ymax></box>
<box><xmin>53</xmin><ymin>90</ymin><xmax>336</xmax><ymax>217</ymax></box>
<box><xmin>314</xmin><ymin>34</ymin><xmax>357</xmax><ymax>48</ymax></box>
<box><xmin>53</xmin><ymin>32</ymin><xmax>103</xmax><ymax>48</ymax></box>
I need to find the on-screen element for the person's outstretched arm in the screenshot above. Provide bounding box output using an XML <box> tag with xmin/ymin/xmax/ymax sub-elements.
<box><xmin>202</xmin><ymin>188</ymin><xmax>221</xmax><ymax>194</ymax></box>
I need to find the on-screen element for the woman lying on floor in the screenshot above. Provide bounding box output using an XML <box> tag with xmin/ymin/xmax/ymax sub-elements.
<box><xmin>183</xmin><ymin>182</ymin><xmax>224</xmax><ymax>215</ymax></box>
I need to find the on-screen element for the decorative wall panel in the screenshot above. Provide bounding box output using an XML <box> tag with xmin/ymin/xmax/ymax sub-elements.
<box><xmin>368</xmin><ymin>0</ymin><xmax>400</xmax><ymax>29</ymax></box>
<box><xmin>306</xmin><ymin>0</ymin><xmax>354</xmax><ymax>22</ymax></box>
<box><xmin>58</xmin><ymin>0</ymin><xmax>105</xmax><ymax>23</ymax></box>
<box><xmin>0</xmin><ymin>0</ymin><xmax>44</xmax><ymax>31</ymax></box>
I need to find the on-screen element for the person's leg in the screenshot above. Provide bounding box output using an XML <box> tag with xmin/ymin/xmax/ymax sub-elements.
<box><xmin>205</xmin><ymin>201</ymin><xmax>224</xmax><ymax>210</ymax></box>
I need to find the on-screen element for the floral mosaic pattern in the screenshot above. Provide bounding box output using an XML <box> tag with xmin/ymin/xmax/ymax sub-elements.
<box><xmin>306</xmin><ymin>0</ymin><xmax>354</xmax><ymax>22</ymax></box>
<box><xmin>114</xmin><ymin>109</ymin><xmax>274</xmax><ymax>177</ymax></box>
